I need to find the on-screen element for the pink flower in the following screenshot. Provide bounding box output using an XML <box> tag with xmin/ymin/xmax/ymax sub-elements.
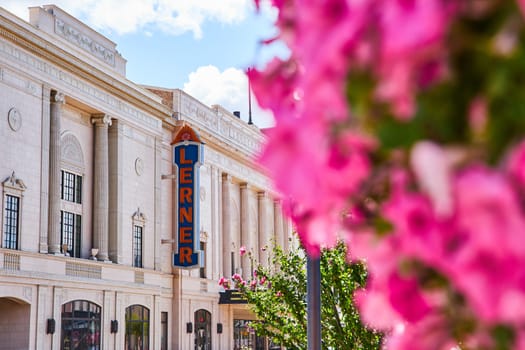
<box><xmin>276</xmin><ymin>291</ymin><xmax>283</xmax><ymax>297</ymax></box>
<box><xmin>239</xmin><ymin>246</ymin><xmax>247</xmax><ymax>256</ymax></box>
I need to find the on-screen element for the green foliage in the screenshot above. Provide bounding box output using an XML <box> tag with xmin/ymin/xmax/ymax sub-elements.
<box><xmin>236</xmin><ymin>242</ymin><xmax>382</xmax><ymax>350</ymax></box>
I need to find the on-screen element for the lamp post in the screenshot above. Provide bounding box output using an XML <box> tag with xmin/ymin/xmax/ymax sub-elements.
<box><xmin>307</xmin><ymin>256</ymin><xmax>321</xmax><ymax>350</ymax></box>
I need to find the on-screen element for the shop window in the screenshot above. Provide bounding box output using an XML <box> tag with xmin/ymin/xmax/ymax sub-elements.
<box><xmin>161</xmin><ymin>312</ymin><xmax>168</xmax><ymax>350</ymax></box>
<box><xmin>125</xmin><ymin>305</ymin><xmax>149</xmax><ymax>350</ymax></box>
<box><xmin>61</xmin><ymin>300</ymin><xmax>101</xmax><ymax>350</ymax></box>
<box><xmin>194</xmin><ymin>309</ymin><xmax>211</xmax><ymax>350</ymax></box>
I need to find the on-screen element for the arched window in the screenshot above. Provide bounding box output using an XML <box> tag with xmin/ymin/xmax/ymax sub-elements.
<box><xmin>61</xmin><ymin>300</ymin><xmax>101</xmax><ymax>350</ymax></box>
<box><xmin>125</xmin><ymin>305</ymin><xmax>149</xmax><ymax>350</ymax></box>
<box><xmin>194</xmin><ymin>309</ymin><xmax>212</xmax><ymax>350</ymax></box>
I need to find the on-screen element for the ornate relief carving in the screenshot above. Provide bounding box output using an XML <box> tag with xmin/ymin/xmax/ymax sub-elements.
<box><xmin>7</xmin><ymin>107</ymin><xmax>21</xmax><ymax>131</ymax></box>
<box><xmin>132</xmin><ymin>208</ymin><xmax>146</xmax><ymax>223</ymax></box>
<box><xmin>61</xmin><ymin>132</ymin><xmax>84</xmax><ymax>170</ymax></box>
<box><xmin>2</xmin><ymin>171</ymin><xmax>26</xmax><ymax>191</ymax></box>
<box><xmin>51</xmin><ymin>90</ymin><xmax>65</xmax><ymax>104</ymax></box>
<box><xmin>55</xmin><ymin>19</ymin><xmax>115</xmax><ymax>66</ymax></box>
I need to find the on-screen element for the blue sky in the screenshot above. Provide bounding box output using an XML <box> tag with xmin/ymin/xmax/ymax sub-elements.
<box><xmin>2</xmin><ymin>1</ymin><xmax>287</xmax><ymax>128</ymax></box>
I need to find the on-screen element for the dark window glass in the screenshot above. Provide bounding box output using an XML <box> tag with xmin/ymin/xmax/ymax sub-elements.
<box><xmin>195</xmin><ymin>309</ymin><xmax>211</xmax><ymax>350</ymax></box>
<box><xmin>125</xmin><ymin>305</ymin><xmax>150</xmax><ymax>350</ymax></box>
<box><xmin>61</xmin><ymin>300</ymin><xmax>101</xmax><ymax>350</ymax></box>
<box><xmin>3</xmin><ymin>195</ymin><xmax>19</xmax><ymax>249</ymax></box>
<box><xmin>61</xmin><ymin>171</ymin><xmax>82</xmax><ymax>204</ymax></box>
<box><xmin>61</xmin><ymin>211</ymin><xmax>81</xmax><ymax>258</ymax></box>
<box><xmin>133</xmin><ymin>226</ymin><xmax>143</xmax><ymax>268</ymax></box>
<box><xmin>161</xmin><ymin>312</ymin><xmax>168</xmax><ymax>350</ymax></box>
<box><xmin>200</xmin><ymin>242</ymin><xmax>206</xmax><ymax>279</ymax></box>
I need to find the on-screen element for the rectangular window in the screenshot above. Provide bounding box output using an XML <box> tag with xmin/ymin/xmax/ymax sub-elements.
<box><xmin>61</xmin><ymin>211</ymin><xmax>81</xmax><ymax>257</ymax></box>
<box><xmin>61</xmin><ymin>171</ymin><xmax>82</xmax><ymax>204</ymax></box>
<box><xmin>3</xmin><ymin>195</ymin><xmax>19</xmax><ymax>249</ymax></box>
<box><xmin>161</xmin><ymin>312</ymin><xmax>168</xmax><ymax>350</ymax></box>
<box><xmin>200</xmin><ymin>241</ymin><xmax>206</xmax><ymax>279</ymax></box>
<box><xmin>133</xmin><ymin>225</ymin><xmax>143</xmax><ymax>268</ymax></box>
<box><xmin>231</xmin><ymin>252</ymin><xmax>235</xmax><ymax>277</ymax></box>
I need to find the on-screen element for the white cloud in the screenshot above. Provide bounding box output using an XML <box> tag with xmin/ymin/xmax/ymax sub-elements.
<box><xmin>2</xmin><ymin>0</ymin><xmax>252</xmax><ymax>38</ymax></box>
<box><xmin>183</xmin><ymin>65</ymin><xmax>275</xmax><ymax>128</ymax></box>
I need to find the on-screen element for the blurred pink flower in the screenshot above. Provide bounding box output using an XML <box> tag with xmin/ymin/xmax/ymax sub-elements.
<box><xmin>239</xmin><ymin>246</ymin><xmax>247</xmax><ymax>256</ymax></box>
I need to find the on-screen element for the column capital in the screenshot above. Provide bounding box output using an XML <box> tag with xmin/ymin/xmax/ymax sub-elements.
<box><xmin>91</xmin><ymin>114</ymin><xmax>112</xmax><ymax>127</ymax></box>
<box><xmin>257</xmin><ymin>191</ymin><xmax>268</xmax><ymax>199</ymax></box>
<box><xmin>221</xmin><ymin>173</ymin><xmax>232</xmax><ymax>182</ymax></box>
<box><xmin>240</xmin><ymin>182</ymin><xmax>254</xmax><ymax>191</ymax></box>
<box><xmin>50</xmin><ymin>90</ymin><xmax>65</xmax><ymax>104</ymax></box>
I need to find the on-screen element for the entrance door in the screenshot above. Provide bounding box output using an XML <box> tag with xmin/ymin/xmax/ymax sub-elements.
<box><xmin>194</xmin><ymin>309</ymin><xmax>211</xmax><ymax>350</ymax></box>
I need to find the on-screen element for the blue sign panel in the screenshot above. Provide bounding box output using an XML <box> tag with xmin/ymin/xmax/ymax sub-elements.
<box><xmin>173</xmin><ymin>141</ymin><xmax>202</xmax><ymax>268</ymax></box>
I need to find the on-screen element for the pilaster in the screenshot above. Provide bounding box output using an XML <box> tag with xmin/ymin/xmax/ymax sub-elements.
<box><xmin>39</xmin><ymin>86</ymin><xmax>51</xmax><ymax>253</ymax></box>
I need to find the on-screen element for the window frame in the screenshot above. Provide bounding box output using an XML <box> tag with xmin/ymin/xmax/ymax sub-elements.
<box><xmin>132</xmin><ymin>209</ymin><xmax>146</xmax><ymax>268</ymax></box>
<box><xmin>60</xmin><ymin>211</ymin><xmax>82</xmax><ymax>257</ymax></box>
<box><xmin>2</xmin><ymin>172</ymin><xmax>26</xmax><ymax>250</ymax></box>
<box><xmin>132</xmin><ymin>225</ymin><xmax>143</xmax><ymax>268</ymax></box>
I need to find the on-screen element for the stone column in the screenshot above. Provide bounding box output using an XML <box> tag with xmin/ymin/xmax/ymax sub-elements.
<box><xmin>274</xmin><ymin>200</ymin><xmax>285</xmax><ymax>250</ymax></box>
<box><xmin>48</xmin><ymin>90</ymin><xmax>64</xmax><ymax>254</ymax></box>
<box><xmin>258</xmin><ymin>192</ymin><xmax>270</xmax><ymax>266</ymax></box>
<box><xmin>221</xmin><ymin>174</ymin><xmax>232</xmax><ymax>277</ymax></box>
<box><xmin>240</xmin><ymin>183</ymin><xmax>254</xmax><ymax>278</ymax></box>
<box><xmin>108</xmin><ymin>120</ymin><xmax>123</xmax><ymax>263</ymax></box>
<box><xmin>92</xmin><ymin>114</ymin><xmax>112</xmax><ymax>261</ymax></box>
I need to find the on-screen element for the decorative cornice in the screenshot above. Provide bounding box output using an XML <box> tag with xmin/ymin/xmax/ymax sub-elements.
<box><xmin>0</xmin><ymin>13</ymin><xmax>171</xmax><ymax>127</ymax></box>
<box><xmin>2</xmin><ymin>171</ymin><xmax>27</xmax><ymax>191</ymax></box>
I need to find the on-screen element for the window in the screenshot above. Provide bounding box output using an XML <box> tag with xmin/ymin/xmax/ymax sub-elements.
<box><xmin>61</xmin><ymin>300</ymin><xmax>101</xmax><ymax>350</ymax></box>
<box><xmin>3</xmin><ymin>195</ymin><xmax>19</xmax><ymax>249</ymax></box>
<box><xmin>161</xmin><ymin>312</ymin><xmax>168</xmax><ymax>350</ymax></box>
<box><xmin>195</xmin><ymin>309</ymin><xmax>212</xmax><ymax>350</ymax></box>
<box><xmin>231</xmin><ymin>252</ymin><xmax>235</xmax><ymax>277</ymax></box>
<box><xmin>61</xmin><ymin>211</ymin><xmax>81</xmax><ymax>257</ymax></box>
<box><xmin>133</xmin><ymin>225</ymin><xmax>143</xmax><ymax>268</ymax></box>
<box><xmin>125</xmin><ymin>305</ymin><xmax>149</xmax><ymax>350</ymax></box>
<box><xmin>61</xmin><ymin>171</ymin><xmax>82</xmax><ymax>203</ymax></box>
<box><xmin>2</xmin><ymin>172</ymin><xmax>25</xmax><ymax>250</ymax></box>
<box><xmin>200</xmin><ymin>241</ymin><xmax>206</xmax><ymax>279</ymax></box>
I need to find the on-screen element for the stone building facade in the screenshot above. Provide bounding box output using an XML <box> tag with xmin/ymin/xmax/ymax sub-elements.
<box><xmin>0</xmin><ymin>5</ymin><xmax>291</xmax><ymax>350</ymax></box>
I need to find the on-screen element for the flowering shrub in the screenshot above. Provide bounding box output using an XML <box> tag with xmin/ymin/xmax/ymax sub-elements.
<box><xmin>229</xmin><ymin>242</ymin><xmax>381</xmax><ymax>349</ymax></box>
<box><xmin>250</xmin><ymin>0</ymin><xmax>525</xmax><ymax>348</ymax></box>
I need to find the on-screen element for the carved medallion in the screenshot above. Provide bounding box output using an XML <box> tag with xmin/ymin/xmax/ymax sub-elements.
<box><xmin>135</xmin><ymin>157</ymin><xmax>144</xmax><ymax>176</ymax></box>
<box><xmin>7</xmin><ymin>108</ymin><xmax>22</xmax><ymax>131</ymax></box>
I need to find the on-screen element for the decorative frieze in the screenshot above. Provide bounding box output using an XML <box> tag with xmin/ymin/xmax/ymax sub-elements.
<box><xmin>55</xmin><ymin>19</ymin><xmax>115</xmax><ymax>66</ymax></box>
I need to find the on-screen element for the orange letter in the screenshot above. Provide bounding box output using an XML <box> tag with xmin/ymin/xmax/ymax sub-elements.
<box><xmin>180</xmin><ymin>148</ymin><xmax>192</xmax><ymax>164</ymax></box>
<box><xmin>179</xmin><ymin>226</ymin><xmax>192</xmax><ymax>243</ymax></box>
<box><xmin>180</xmin><ymin>167</ymin><xmax>192</xmax><ymax>183</ymax></box>
<box><xmin>180</xmin><ymin>187</ymin><xmax>192</xmax><ymax>203</ymax></box>
<box><xmin>179</xmin><ymin>207</ymin><xmax>193</xmax><ymax>224</ymax></box>
<box><xmin>179</xmin><ymin>247</ymin><xmax>192</xmax><ymax>264</ymax></box>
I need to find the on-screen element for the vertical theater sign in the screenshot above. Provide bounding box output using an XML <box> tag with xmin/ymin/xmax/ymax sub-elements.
<box><xmin>172</xmin><ymin>125</ymin><xmax>204</xmax><ymax>268</ymax></box>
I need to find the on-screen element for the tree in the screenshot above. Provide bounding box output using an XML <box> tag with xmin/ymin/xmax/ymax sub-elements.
<box><xmin>223</xmin><ymin>242</ymin><xmax>382</xmax><ymax>350</ymax></box>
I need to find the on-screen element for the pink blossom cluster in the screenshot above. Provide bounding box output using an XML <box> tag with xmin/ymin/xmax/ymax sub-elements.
<box><xmin>351</xmin><ymin>143</ymin><xmax>525</xmax><ymax>348</ymax></box>
<box><xmin>250</xmin><ymin>0</ymin><xmax>457</xmax><ymax>255</ymax></box>
<box><xmin>250</xmin><ymin>0</ymin><xmax>525</xmax><ymax>348</ymax></box>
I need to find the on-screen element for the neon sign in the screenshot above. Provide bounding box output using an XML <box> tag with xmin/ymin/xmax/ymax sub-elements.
<box><xmin>172</xmin><ymin>126</ymin><xmax>203</xmax><ymax>268</ymax></box>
